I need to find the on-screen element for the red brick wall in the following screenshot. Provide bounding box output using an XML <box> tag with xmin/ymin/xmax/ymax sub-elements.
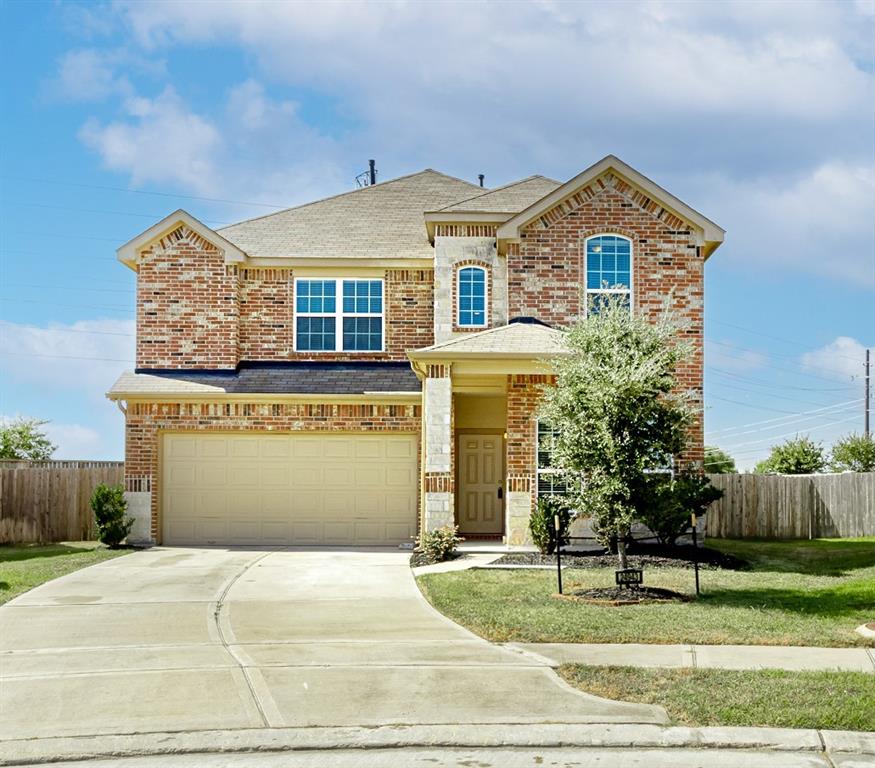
<box><xmin>507</xmin><ymin>173</ymin><xmax>704</xmax><ymax>465</ymax></box>
<box><xmin>506</xmin><ymin>375</ymin><xmax>550</xmax><ymax>496</ymax></box>
<box><xmin>124</xmin><ymin>401</ymin><xmax>422</xmax><ymax>541</ymax></box>
<box><xmin>136</xmin><ymin>226</ymin><xmax>239</xmax><ymax>369</ymax></box>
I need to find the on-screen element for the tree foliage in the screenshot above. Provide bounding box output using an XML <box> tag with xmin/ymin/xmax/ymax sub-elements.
<box><xmin>0</xmin><ymin>417</ymin><xmax>56</xmax><ymax>461</ymax></box>
<box><xmin>529</xmin><ymin>494</ymin><xmax>572</xmax><ymax>555</ymax></box>
<box><xmin>90</xmin><ymin>483</ymin><xmax>134</xmax><ymax>548</ymax></box>
<box><xmin>830</xmin><ymin>433</ymin><xmax>875</xmax><ymax>473</ymax></box>
<box><xmin>754</xmin><ymin>436</ymin><xmax>825</xmax><ymax>475</ymax></box>
<box><xmin>704</xmin><ymin>445</ymin><xmax>736</xmax><ymax>474</ymax></box>
<box><xmin>635</xmin><ymin>469</ymin><xmax>723</xmax><ymax>545</ymax></box>
<box><xmin>540</xmin><ymin>295</ymin><xmax>695</xmax><ymax>566</ymax></box>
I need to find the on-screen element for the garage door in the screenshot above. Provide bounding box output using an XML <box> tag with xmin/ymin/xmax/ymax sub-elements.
<box><xmin>161</xmin><ymin>432</ymin><xmax>418</xmax><ymax>546</ymax></box>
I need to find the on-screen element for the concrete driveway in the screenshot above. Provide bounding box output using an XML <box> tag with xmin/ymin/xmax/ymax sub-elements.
<box><xmin>0</xmin><ymin>547</ymin><xmax>664</xmax><ymax>744</ymax></box>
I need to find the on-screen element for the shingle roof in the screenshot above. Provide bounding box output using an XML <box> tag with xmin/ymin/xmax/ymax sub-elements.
<box><xmin>435</xmin><ymin>176</ymin><xmax>562</xmax><ymax>214</ymax></box>
<box><xmin>217</xmin><ymin>170</ymin><xmax>484</xmax><ymax>259</ymax></box>
<box><xmin>411</xmin><ymin>321</ymin><xmax>569</xmax><ymax>358</ymax></box>
<box><xmin>107</xmin><ymin>362</ymin><xmax>422</xmax><ymax>399</ymax></box>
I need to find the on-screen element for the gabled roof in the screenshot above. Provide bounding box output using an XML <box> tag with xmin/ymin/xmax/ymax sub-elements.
<box><xmin>409</xmin><ymin>321</ymin><xmax>569</xmax><ymax>359</ymax></box>
<box><xmin>434</xmin><ymin>176</ymin><xmax>562</xmax><ymax>214</ymax></box>
<box><xmin>217</xmin><ymin>170</ymin><xmax>484</xmax><ymax>260</ymax></box>
<box><xmin>117</xmin><ymin>209</ymin><xmax>246</xmax><ymax>270</ymax></box>
<box><xmin>496</xmin><ymin>155</ymin><xmax>725</xmax><ymax>257</ymax></box>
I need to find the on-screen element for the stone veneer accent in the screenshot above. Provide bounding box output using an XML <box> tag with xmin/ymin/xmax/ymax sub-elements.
<box><xmin>433</xmin><ymin>233</ymin><xmax>507</xmax><ymax>344</ymax></box>
<box><xmin>423</xmin><ymin>365</ymin><xmax>454</xmax><ymax>531</ymax></box>
<box><xmin>124</xmin><ymin>401</ymin><xmax>421</xmax><ymax>543</ymax></box>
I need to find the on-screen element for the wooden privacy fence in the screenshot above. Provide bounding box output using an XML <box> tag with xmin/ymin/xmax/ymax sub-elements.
<box><xmin>706</xmin><ymin>472</ymin><xmax>875</xmax><ymax>539</ymax></box>
<box><xmin>0</xmin><ymin>460</ymin><xmax>124</xmax><ymax>544</ymax></box>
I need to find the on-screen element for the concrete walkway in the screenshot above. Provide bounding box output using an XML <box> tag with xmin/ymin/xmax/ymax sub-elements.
<box><xmin>510</xmin><ymin>642</ymin><xmax>875</xmax><ymax>673</ymax></box>
<box><xmin>0</xmin><ymin>547</ymin><xmax>664</xmax><ymax>759</ymax></box>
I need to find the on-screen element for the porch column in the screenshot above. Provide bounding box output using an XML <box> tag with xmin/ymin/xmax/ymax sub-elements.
<box><xmin>423</xmin><ymin>363</ymin><xmax>454</xmax><ymax>531</ymax></box>
<box><xmin>505</xmin><ymin>374</ymin><xmax>546</xmax><ymax>546</ymax></box>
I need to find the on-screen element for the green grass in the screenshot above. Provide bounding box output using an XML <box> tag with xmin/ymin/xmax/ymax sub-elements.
<box><xmin>0</xmin><ymin>542</ymin><xmax>130</xmax><ymax>605</ymax></box>
<box><xmin>560</xmin><ymin>665</ymin><xmax>875</xmax><ymax>731</ymax></box>
<box><xmin>417</xmin><ymin>538</ymin><xmax>875</xmax><ymax>647</ymax></box>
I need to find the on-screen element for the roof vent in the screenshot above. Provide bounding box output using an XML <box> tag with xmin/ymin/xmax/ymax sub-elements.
<box><xmin>509</xmin><ymin>316</ymin><xmax>552</xmax><ymax>327</ymax></box>
<box><xmin>356</xmin><ymin>159</ymin><xmax>377</xmax><ymax>188</ymax></box>
<box><xmin>478</xmin><ymin>173</ymin><xmax>485</xmax><ymax>187</ymax></box>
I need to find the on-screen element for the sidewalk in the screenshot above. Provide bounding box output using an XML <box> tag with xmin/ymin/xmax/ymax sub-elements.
<box><xmin>509</xmin><ymin>642</ymin><xmax>875</xmax><ymax>673</ymax></box>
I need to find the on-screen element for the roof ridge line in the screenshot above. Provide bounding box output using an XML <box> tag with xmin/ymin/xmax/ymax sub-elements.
<box><xmin>218</xmin><ymin>169</ymin><xmax>483</xmax><ymax>232</ymax></box>
<box><xmin>431</xmin><ymin>175</ymin><xmax>558</xmax><ymax>213</ymax></box>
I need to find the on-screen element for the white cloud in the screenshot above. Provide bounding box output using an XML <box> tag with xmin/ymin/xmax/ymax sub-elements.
<box><xmin>0</xmin><ymin>318</ymin><xmax>135</xmax><ymax>394</ymax></box>
<box><xmin>43</xmin><ymin>422</ymin><xmax>103</xmax><ymax>460</ymax></box>
<box><xmin>706</xmin><ymin>340</ymin><xmax>767</xmax><ymax>373</ymax></box>
<box><xmin>49</xmin><ymin>49</ymin><xmax>133</xmax><ymax>102</ymax></box>
<box><xmin>801</xmin><ymin>336</ymin><xmax>869</xmax><ymax>381</ymax></box>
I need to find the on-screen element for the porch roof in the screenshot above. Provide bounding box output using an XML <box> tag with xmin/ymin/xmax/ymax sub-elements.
<box><xmin>408</xmin><ymin>321</ymin><xmax>569</xmax><ymax>360</ymax></box>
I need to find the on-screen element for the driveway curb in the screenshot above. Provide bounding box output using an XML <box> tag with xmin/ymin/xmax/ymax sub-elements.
<box><xmin>2</xmin><ymin>724</ymin><xmax>873</xmax><ymax>765</ymax></box>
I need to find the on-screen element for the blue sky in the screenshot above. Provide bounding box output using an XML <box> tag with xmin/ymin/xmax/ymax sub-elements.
<box><xmin>0</xmin><ymin>0</ymin><xmax>873</xmax><ymax>469</ymax></box>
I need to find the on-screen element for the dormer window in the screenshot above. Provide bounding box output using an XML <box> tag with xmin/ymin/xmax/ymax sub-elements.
<box><xmin>456</xmin><ymin>266</ymin><xmax>487</xmax><ymax>328</ymax></box>
<box><xmin>585</xmin><ymin>235</ymin><xmax>632</xmax><ymax>314</ymax></box>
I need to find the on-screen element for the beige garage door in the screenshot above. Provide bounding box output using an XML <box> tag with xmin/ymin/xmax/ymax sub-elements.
<box><xmin>161</xmin><ymin>432</ymin><xmax>418</xmax><ymax>546</ymax></box>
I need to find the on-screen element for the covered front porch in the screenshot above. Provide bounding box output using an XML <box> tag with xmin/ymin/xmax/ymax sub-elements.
<box><xmin>409</xmin><ymin>321</ymin><xmax>568</xmax><ymax>546</ymax></box>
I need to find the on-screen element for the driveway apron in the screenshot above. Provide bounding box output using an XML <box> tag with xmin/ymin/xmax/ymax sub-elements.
<box><xmin>0</xmin><ymin>548</ymin><xmax>664</xmax><ymax>741</ymax></box>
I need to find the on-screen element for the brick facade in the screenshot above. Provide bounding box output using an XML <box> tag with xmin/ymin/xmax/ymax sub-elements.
<box><xmin>124</xmin><ymin>400</ymin><xmax>421</xmax><ymax>541</ymax></box>
<box><xmin>136</xmin><ymin>231</ymin><xmax>433</xmax><ymax>368</ymax></box>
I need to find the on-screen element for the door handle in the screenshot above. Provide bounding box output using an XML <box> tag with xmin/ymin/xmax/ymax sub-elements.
<box><xmin>497</xmin><ymin>487</ymin><xmax>503</xmax><ymax>499</ymax></box>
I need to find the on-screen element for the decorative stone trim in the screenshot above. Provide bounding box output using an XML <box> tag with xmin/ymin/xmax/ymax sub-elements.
<box><xmin>506</xmin><ymin>475</ymin><xmax>532</xmax><ymax>493</ymax></box>
<box><xmin>424</xmin><ymin>472</ymin><xmax>454</xmax><ymax>493</ymax></box>
<box><xmin>435</xmin><ymin>224</ymin><xmax>498</xmax><ymax>237</ymax></box>
<box><xmin>125</xmin><ymin>476</ymin><xmax>152</xmax><ymax>493</ymax></box>
<box><xmin>426</xmin><ymin>363</ymin><xmax>451</xmax><ymax>379</ymax></box>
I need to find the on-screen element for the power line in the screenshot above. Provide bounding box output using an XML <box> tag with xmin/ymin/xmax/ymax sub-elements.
<box><xmin>0</xmin><ymin>351</ymin><xmax>134</xmax><ymax>363</ymax></box>
<box><xmin>708</xmin><ymin>366</ymin><xmax>856</xmax><ymax>392</ymax></box>
<box><xmin>707</xmin><ymin>405</ymin><xmax>860</xmax><ymax>442</ymax></box>
<box><xmin>711</xmin><ymin>320</ymin><xmax>865</xmax><ymax>364</ymax></box>
<box><xmin>0</xmin><ymin>297</ymin><xmax>134</xmax><ymax>313</ymax></box>
<box><xmin>1</xmin><ymin>175</ymin><xmax>288</xmax><ymax>210</ymax></box>
<box><xmin>3</xmin><ymin>283</ymin><xmax>135</xmax><ymax>294</ymax></box>
<box><xmin>5</xmin><ymin>201</ymin><xmax>233</xmax><ymax>227</ymax></box>
<box><xmin>0</xmin><ymin>320</ymin><xmax>134</xmax><ymax>337</ymax></box>
<box><xmin>707</xmin><ymin>339</ymin><xmax>859</xmax><ymax>384</ymax></box>
<box><xmin>719</xmin><ymin>414</ymin><xmax>862</xmax><ymax>451</ymax></box>
<box><xmin>706</xmin><ymin>398</ymin><xmax>864</xmax><ymax>436</ymax></box>
<box><xmin>707</xmin><ymin>378</ymin><xmax>842</xmax><ymax>409</ymax></box>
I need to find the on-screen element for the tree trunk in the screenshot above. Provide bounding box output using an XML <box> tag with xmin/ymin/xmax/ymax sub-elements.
<box><xmin>617</xmin><ymin>536</ymin><xmax>628</xmax><ymax>570</ymax></box>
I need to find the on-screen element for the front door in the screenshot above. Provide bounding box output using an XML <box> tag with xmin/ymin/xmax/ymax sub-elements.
<box><xmin>457</xmin><ymin>433</ymin><xmax>504</xmax><ymax>535</ymax></box>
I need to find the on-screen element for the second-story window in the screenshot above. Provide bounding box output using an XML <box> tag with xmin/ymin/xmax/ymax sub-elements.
<box><xmin>295</xmin><ymin>278</ymin><xmax>384</xmax><ymax>352</ymax></box>
<box><xmin>585</xmin><ymin>235</ymin><xmax>632</xmax><ymax>315</ymax></box>
<box><xmin>457</xmin><ymin>266</ymin><xmax>487</xmax><ymax>328</ymax></box>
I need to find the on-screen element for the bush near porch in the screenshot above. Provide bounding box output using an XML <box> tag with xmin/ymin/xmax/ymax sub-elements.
<box><xmin>416</xmin><ymin>538</ymin><xmax>875</xmax><ymax>648</ymax></box>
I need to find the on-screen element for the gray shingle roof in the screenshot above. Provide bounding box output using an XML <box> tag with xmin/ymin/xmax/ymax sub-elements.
<box><xmin>218</xmin><ymin>170</ymin><xmax>484</xmax><ymax>259</ymax></box>
<box><xmin>435</xmin><ymin>176</ymin><xmax>562</xmax><ymax>214</ymax></box>
<box><xmin>108</xmin><ymin>363</ymin><xmax>421</xmax><ymax>398</ymax></box>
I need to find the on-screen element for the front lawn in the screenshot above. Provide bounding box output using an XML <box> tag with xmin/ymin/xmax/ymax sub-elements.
<box><xmin>416</xmin><ymin>538</ymin><xmax>875</xmax><ymax>647</ymax></box>
<box><xmin>560</xmin><ymin>665</ymin><xmax>875</xmax><ymax>731</ymax></box>
<box><xmin>0</xmin><ymin>542</ymin><xmax>130</xmax><ymax>605</ymax></box>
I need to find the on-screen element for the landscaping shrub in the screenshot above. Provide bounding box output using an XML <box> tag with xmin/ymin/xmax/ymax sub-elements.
<box><xmin>530</xmin><ymin>494</ymin><xmax>572</xmax><ymax>554</ymax></box>
<box><xmin>831</xmin><ymin>433</ymin><xmax>875</xmax><ymax>473</ymax></box>
<box><xmin>91</xmin><ymin>483</ymin><xmax>134</xmax><ymax>548</ymax></box>
<box><xmin>635</xmin><ymin>470</ymin><xmax>723</xmax><ymax>546</ymax></box>
<box><xmin>754</xmin><ymin>436</ymin><xmax>825</xmax><ymax>474</ymax></box>
<box><xmin>414</xmin><ymin>525</ymin><xmax>463</xmax><ymax>564</ymax></box>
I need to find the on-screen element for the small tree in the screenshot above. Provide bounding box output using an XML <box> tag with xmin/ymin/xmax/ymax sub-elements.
<box><xmin>754</xmin><ymin>436</ymin><xmax>825</xmax><ymax>475</ymax></box>
<box><xmin>540</xmin><ymin>295</ymin><xmax>694</xmax><ymax>569</ymax></box>
<box><xmin>635</xmin><ymin>469</ymin><xmax>723</xmax><ymax>546</ymax></box>
<box><xmin>91</xmin><ymin>483</ymin><xmax>134</xmax><ymax>548</ymax></box>
<box><xmin>0</xmin><ymin>417</ymin><xmax>56</xmax><ymax>460</ymax></box>
<box><xmin>704</xmin><ymin>445</ymin><xmax>736</xmax><ymax>474</ymax></box>
<box><xmin>831</xmin><ymin>433</ymin><xmax>875</xmax><ymax>473</ymax></box>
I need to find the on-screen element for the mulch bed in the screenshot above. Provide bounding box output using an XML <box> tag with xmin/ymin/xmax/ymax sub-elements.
<box><xmin>492</xmin><ymin>544</ymin><xmax>747</xmax><ymax>571</ymax></box>
<box><xmin>556</xmin><ymin>585</ymin><xmax>691</xmax><ymax>605</ymax></box>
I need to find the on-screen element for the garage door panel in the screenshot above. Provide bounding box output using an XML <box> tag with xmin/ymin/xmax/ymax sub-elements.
<box><xmin>162</xmin><ymin>433</ymin><xmax>416</xmax><ymax>546</ymax></box>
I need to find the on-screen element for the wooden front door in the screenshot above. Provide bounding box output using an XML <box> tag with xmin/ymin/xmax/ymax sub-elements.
<box><xmin>457</xmin><ymin>433</ymin><xmax>504</xmax><ymax>535</ymax></box>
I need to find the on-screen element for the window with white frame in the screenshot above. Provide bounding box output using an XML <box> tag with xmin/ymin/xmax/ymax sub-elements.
<box><xmin>536</xmin><ymin>421</ymin><xmax>568</xmax><ymax>497</ymax></box>
<box><xmin>585</xmin><ymin>235</ymin><xmax>632</xmax><ymax>315</ymax></box>
<box><xmin>456</xmin><ymin>265</ymin><xmax>487</xmax><ymax>328</ymax></box>
<box><xmin>295</xmin><ymin>278</ymin><xmax>383</xmax><ymax>352</ymax></box>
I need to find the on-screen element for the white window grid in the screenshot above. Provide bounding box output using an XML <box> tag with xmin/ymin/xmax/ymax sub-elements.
<box><xmin>456</xmin><ymin>265</ymin><xmax>488</xmax><ymax>328</ymax></box>
<box><xmin>293</xmin><ymin>277</ymin><xmax>385</xmax><ymax>353</ymax></box>
<box><xmin>584</xmin><ymin>234</ymin><xmax>633</xmax><ymax>316</ymax></box>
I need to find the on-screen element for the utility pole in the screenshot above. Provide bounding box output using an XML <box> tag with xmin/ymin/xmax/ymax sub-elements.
<box><xmin>866</xmin><ymin>348</ymin><xmax>871</xmax><ymax>438</ymax></box>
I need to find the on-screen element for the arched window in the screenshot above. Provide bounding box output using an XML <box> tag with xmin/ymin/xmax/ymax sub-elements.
<box><xmin>457</xmin><ymin>266</ymin><xmax>488</xmax><ymax>328</ymax></box>
<box><xmin>585</xmin><ymin>235</ymin><xmax>632</xmax><ymax>315</ymax></box>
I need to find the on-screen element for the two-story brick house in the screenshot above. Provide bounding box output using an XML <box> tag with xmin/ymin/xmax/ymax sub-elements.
<box><xmin>108</xmin><ymin>155</ymin><xmax>724</xmax><ymax>546</ymax></box>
